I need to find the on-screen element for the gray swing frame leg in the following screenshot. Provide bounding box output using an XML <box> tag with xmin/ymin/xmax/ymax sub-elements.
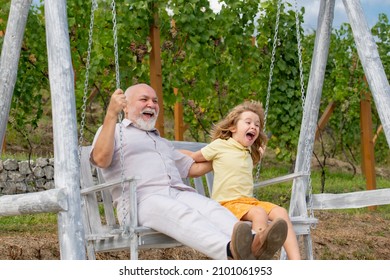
<box><xmin>130</xmin><ymin>232</ymin><xmax>138</xmax><ymax>260</ymax></box>
<box><xmin>86</xmin><ymin>242</ymin><xmax>97</xmax><ymax>260</ymax></box>
<box><xmin>302</xmin><ymin>234</ymin><xmax>314</xmax><ymax>260</ymax></box>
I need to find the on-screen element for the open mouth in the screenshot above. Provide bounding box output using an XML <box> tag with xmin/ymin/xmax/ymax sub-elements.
<box><xmin>246</xmin><ymin>131</ymin><xmax>255</xmax><ymax>141</ymax></box>
<box><xmin>142</xmin><ymin>110</ymin><xmax>156</xmax><ymax>120</ymax></box>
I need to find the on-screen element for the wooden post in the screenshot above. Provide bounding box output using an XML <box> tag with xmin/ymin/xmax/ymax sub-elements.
<box><xmin>174</xmin><ymin>88</ymin><xmax>184</xmax><ymax>140</ymax></box>
<box><xmin>315</xmin><ymin>101</ymin><xmax>336</xmax><ymax>140</ymax></box>
<box><xmin>150</xmin><ymin>8</ymin><xmax>164</xmax><ymax>136</ymax></box>
<box><xmin>360</xmin><ymin>89</ymin><xmax>377</xmax><ymax>211</ymax></box>
<box><xmin>0</xmin><ymin>0</ymin><xmax>32</xmax><ymax>156</ymax></box>
<box><xmin>45</xmin><ymin>0</ymin><xmax>86</xmax><ymax>259</ymax></box>
<box><xmin>372</xmin><ymin>125</ymin><xmax>383</xmax><ymax>145</ymax></box>
<box><xmin>171</xmin><ymin>19</ymin><xmax>185</xmax><ymax>141</ymax></box>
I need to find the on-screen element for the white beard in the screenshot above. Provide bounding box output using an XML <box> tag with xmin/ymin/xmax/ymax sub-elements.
<box><xmin>133</xmin><ymin>116</ymin><xmax>157</xmax><ymax>131</ymax></box>
<box><xmin>129</xmin><ymin>107</ymin><xmax>158</xmax><ymax>131</ymax></box>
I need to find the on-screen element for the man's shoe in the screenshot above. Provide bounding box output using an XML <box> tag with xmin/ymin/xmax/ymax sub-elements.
<box><xmin>230</xmin><ymin>222</ymin><xmax>255</xmax><ymax>260</ymax></box>
<box><xmin>252</xmin><ymin>218</ymin><xmax>288</xmax><ymax>260</ymax></box>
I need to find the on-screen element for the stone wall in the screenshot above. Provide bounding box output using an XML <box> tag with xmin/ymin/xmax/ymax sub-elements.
<box><xmin>0</xmin><ymin>157</ymin><xmax>56</xmax><ymax>195</ymax></box>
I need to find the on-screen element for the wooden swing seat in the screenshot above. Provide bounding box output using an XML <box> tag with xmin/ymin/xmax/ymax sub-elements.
<box><xmin>80</xmin><ymin>141</ymin><xmax>317</xmax><ymax>260</ymax></box>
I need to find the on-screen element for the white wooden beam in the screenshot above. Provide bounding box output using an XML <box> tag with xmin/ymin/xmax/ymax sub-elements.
<box><xmin>312</xmin><ymin>188</ymin><xmax>390</xmax><ymax>210</ymax></box>
<box><xmin>254</xmin><ymin>172</ymin><xmax>306</xmax><ymax>188</ymax></box>
<box><xmin>0</xmin><ymin>188</ymin><xmax>68</xmax><ymax>216</ymax></box>
<box><xmin>45</xmin><ymin>0</ymin><xmax>85</xmax><ymax>260</ymax></box>
<box><xmin>289</xmin><ymin>0</ymin><xmax>335</xmax><ymax>217</ymax></box>
<box><xmin>0</xmin><ymin>0</ymin><xmax>32</xmax><ymax>153</ymax></box>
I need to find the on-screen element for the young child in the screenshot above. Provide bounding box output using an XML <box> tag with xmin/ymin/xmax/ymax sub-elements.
<box><xmin>184</xmin><ymin>100</ymin><xmax>301</xmax><ymax>260</ymax></box>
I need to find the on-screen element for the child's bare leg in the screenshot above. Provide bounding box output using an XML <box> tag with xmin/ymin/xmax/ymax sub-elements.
<box><xmin>242</xmin><ymin>206</ymin><xmax>268</xmax><ymax>233</ymax></box>
<box><xmin>268</xmin><ymin>206</ymin><xmax>301</xmax><ymax>260</ymax></box>
<box><xmin>244</xmin><ymin>206</ymin><xmax>288</xmax><ymax>260</ymax></box>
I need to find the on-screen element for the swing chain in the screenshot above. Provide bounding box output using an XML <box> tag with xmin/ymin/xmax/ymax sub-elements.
<box><xmin>254</xmin><ymin>0</ymin><xmax>281</xmax><ymax>183</ymax></box>
<box><xmin>79</xmin><ymin>0</ymin><xmax>97</xmax><ymax>159</ymax></box>
<box><xmin>110</xmin><ymin>0</ymin><xmax>128</xmax><ymax>235</ymax></box>
<box><xmin>294</xmin><ymin>0</ymin><xmax>306</xmax><ymax>110</ymax></box>
<box><xmin>263</xmin><ymin>0</ymin><xmax>281</xmax><ymax>131</ymax></box>
<box><xmin>111</xmin><ymin>0</ymin><xmax>121</xmax><ymax>90</ymax></box>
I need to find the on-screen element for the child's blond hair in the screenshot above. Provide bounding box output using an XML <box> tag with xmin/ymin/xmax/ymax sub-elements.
<box><xmin>210</xmin><ymin>100</ymin><xmax>268</xmax><ymax>165</ymax></box>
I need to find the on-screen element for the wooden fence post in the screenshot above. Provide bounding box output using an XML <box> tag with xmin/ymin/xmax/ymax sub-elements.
<box><xmin>150</xmin><ymin>7</ymin><xmax>164</xmax><ymax>136</ymax></box>
<box><xmin>315</xmin><ymin>101</ymin><xmax>335</xmax><ymax>140</ymax></box>
<box><xmin>360</xmin><ymin>89</ymin><xmax>377</xmax><ymax>211</ymax></box>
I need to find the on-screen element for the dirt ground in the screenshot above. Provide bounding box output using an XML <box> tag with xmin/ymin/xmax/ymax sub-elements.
<box><xmin>1</xmin><ymin>210</ymin><xmax>389</xmax><ymax>260</ymax></box>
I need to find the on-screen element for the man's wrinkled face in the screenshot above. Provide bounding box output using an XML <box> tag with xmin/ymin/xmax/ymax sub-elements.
<box><xmin>125</xmin><ymin>85</ymin><xmax>159</xmax><ymax>131</ymax></box>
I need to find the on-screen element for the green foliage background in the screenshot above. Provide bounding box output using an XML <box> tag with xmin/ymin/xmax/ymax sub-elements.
<box><xmin>0</xmin><ymin>0</ymin><xmax>389</xmax><ymax>166</ymax></box>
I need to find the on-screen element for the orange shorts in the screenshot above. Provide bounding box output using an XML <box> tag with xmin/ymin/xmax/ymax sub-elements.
<box><xmin>220</xmin><ymin>197</ymin><xmax>277</xmax><ymax>220</ymax></box>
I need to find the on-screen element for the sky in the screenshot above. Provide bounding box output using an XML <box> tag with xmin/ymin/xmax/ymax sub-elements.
<box><xmin>296</xmin><ymin>0</ymin><xmax>390</xmax><ymax>31</ymax></box>
<box><xmin>31</xmin><ymin>0</ymin><xmax>389</xmax><ymax>32</ymax></box>
<box><xmin>209</xmin><ymin>0</ymin><xmax>390</xmax><ymax>32</ymax></box>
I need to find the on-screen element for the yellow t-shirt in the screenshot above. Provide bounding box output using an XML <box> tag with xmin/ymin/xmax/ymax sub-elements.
<box><xmin>201</xmin><ymin>138</ymin><xmax>254</xmax><ymax>202</ymax></box>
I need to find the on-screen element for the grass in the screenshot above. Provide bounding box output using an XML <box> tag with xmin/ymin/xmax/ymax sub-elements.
<box><xmin>0</xmin><ymin>213</ymin><xmax>57</xmax><ymax>233</ymax></box>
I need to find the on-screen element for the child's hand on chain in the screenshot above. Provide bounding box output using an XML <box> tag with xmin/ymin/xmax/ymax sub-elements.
<box><xmin>259</xmin><ymin>145</ymin><xmax>266</xmax><ymax>159</ymax></box>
